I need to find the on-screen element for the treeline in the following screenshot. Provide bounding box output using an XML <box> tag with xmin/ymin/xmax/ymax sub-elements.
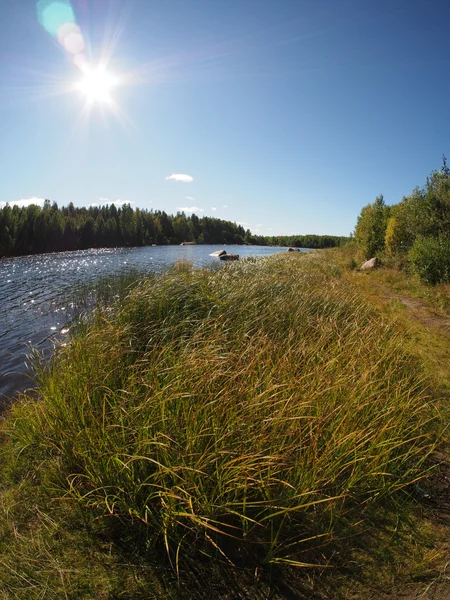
<box><xmin>354</xmin><ymin>156</ymin><xmax>450</xmax><ymax>284</ymax></box>
<box><xmin>259</xmin><ymin>233</ymin><xmax>348</xmax><ymax>249</ymax></box>
<box><xmin>0</xmin><ymin>200</ymin><xmax>347</xmax><ymax>257</ymax></box>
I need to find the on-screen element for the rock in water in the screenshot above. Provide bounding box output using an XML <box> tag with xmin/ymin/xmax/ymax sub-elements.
<box><xmin>209</xmin><ymin>250</ymin><xmax>227</xmax><ymax>257</ymax></box>
<box><xmin>219</xmin><ymin>254</ymin><xmax>239</xmax><ymax>261</ymax></box>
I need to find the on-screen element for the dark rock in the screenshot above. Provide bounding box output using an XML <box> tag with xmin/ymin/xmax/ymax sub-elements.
<box><xmin>219</xmin><ymin>254</ymin><xmax>239</xmax><ymax>261</ymax></box>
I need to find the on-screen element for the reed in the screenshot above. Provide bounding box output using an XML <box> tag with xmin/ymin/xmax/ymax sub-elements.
<box><xmin>0</xmin><ymin>251</ymin><xmax>443</xmax><ymax>597</ymax></box>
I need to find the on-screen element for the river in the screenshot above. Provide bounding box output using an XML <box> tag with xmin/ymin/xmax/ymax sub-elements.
<box><xmin>0</xmin><ymin>244</ymin><xmax>296</xmax><ymax>404</ymax></box>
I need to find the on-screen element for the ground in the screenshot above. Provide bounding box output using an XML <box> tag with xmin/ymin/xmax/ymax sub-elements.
<box><xmin>2</xmin><ymin>255</ymin><xmax>450</xmax><ymax>600</ymax></box>
<box><xmin>345</xmin><ymin>265</ymin><xmax>450</xmax><ymax>600</ymax></box>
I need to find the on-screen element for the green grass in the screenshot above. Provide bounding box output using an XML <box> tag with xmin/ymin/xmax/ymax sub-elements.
<box><xmin>0</xmin><ymin>251</ymin><xmax>445</xmax><ymax>598</ymax></box>
<box><xmin>334</xmin><ymin>247</ymin><xmax>450</xmax><ymax>396</ymax></box>
<box><xmin>65</xmin><ymin>268</ymin><xmax>145</xmax><ymax>325</ymax></box>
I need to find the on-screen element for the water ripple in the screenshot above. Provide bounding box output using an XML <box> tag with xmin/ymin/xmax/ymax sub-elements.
<box><xmin>0</xmin><ymin>245</ymin><xmax>289</xmax><ymax>405</ymax></box>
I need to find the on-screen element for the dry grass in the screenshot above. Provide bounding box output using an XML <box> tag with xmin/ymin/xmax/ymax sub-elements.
<box><xmin>0</xmin><ymin>251</ymin><xmax>444</xmax><ymax>599</ymax></box>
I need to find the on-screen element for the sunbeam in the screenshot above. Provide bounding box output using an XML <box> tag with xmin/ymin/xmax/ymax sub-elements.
<box><xmin>35</xmin><ymin>0</ymin><xmax>127</xmax><ymax>119</ymax></box>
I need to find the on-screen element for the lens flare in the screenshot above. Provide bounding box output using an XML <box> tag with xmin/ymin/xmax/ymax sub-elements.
<box><xmin>37</xmin><ymin>0</ymin><xmax>75</xmax><ymax>37</ymax></box>
<box><xmin>34</xmin><ymin>0</ymin><xmax>132</xmax><ymax>128</ymax></box>
<box><xmin>37</xmin><ymin>0</ymin><xmax>87</xmax><ymax>69</ymax></box>
<box><xmin>58</xmin><ymin>23</ymin><xmax>85</xmax><ymax>55</ymax></box>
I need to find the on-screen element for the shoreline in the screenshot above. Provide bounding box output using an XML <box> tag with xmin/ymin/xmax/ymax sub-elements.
<box><xmin>0</xmin><ymin>248</ymin><xmax>448</xmax><ymax>599</ymax></box>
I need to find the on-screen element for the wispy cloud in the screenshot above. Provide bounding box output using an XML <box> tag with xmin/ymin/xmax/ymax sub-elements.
<box><xmin>185</xmin><ymin>196</ymin><xmax>195</xmax><ymax>200</ymax></box>
<box><xmin>97</xmin><ymin>198</ymin><xmax>135</xmax><ymax>207</ymax></box>
<box><xmin>211</xmin><ymin>207</ymin><xmax>217</xmax><ymax>211</ymax></box>
<box><xmin>223</xmin><ymin>204</ymin><xmax>228</xmax><ymax>208</ymax></box>
<box><xmin>176</xmin><ymin>206</ymin><xmax>204</xmax><ymax>214</ymax></box>
<box><xmin>113</xmin><ymin>199</ymin><xmax>134</xmax><ymax>207</ymax></box>
<box><xmin>0</xmin><ymin>196</ymin><xmax>45</xmax><ymax>208</ymax></box>
<box><xmin>237</xmin><ymin>221</ymin><xmax>250</xmax><ymax>226</ymax></box>
<box><xmin>166</xmin><ymin>173</ymin><xmax>194</xmax><ymax>183</ymax></box>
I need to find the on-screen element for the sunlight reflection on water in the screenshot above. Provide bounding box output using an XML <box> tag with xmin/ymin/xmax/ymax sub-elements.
<box><xmin>0</xmin><ymin>245</ymin><xmax>290</xmax><ymax>404</ymax></box>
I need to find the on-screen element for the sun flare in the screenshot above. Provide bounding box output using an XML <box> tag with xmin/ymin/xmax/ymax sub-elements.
<box><xmin>76</xmin><ymin>68</ymin><xmax>117</xmax><ymax>104</ymax></box>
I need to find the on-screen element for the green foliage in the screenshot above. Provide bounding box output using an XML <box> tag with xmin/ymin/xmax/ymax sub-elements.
<box><xmin>391</xmin><ymin>171</ymin><xmax>450</xmax><ymax>283</ymax></box>
<box><xmin>355</xmin><ymin>160</ymin><xmax>450</xmax><ymax>283</ymax></box>
<box><xmin>355</xmin><ymin>195</ymin><xmax>390</xmax><ymax>259</ymax></box>
<box><xmin>408</xmin><ymin>234</ymin><xmax>450</xmax><ymax>285</ymax></box>
<box><xmin>384</xmin><ymin>201</ymin><xmax>415</xmax><ymax>256</ymax></box>
<box><xmin>442</xmin><ymin>154</ymin><xmax>450</xmax><ymax>178</ymax></box>
<box><xmin>263</xmin><ymin>233</ymin><xmax>348</xmax><ymax>248</ymax></box>
<box><xmin>400</xmin><ymin>177</ymin><xmax>450</xmax><ymax>242</ymax></box>
<box><xmin>0</xmin><ymin>202</ymin><xmax>349</xmax><ymax>258</ymax></box>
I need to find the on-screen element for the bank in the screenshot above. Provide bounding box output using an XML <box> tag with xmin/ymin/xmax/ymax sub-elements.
<box><xmin>0</xmin><ymin>249</ymin><xmax>447</xmax><ymax>599</ymax></box>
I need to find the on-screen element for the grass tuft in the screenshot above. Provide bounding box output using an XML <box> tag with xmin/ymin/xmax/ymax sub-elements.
<box><xmin>0</xmin><ymin>251</ymin><xmax>444</xmax><ymax>598</ymax></box>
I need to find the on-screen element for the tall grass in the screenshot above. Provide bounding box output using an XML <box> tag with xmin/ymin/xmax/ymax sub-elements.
<box><xmin>65</xmin><ymin>267</ymin><xmax>145</xmax><ymax>325</ymax></box>
<box><xmin>3</xmin><ymin>252</ymin><xmax>442</xmax><ymax>580</ymax></box>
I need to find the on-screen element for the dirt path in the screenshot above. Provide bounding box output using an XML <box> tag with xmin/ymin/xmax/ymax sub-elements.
<box><xmin>348</xmin><ymin>272</ymin><xmax>450</xmax><ymax>389</ymax></box>
<box><xmin>349</xmin><ymin>273</ymin><xmax>450</xmax><ymax>600</ymax></box>
<box><xmin>381</xmin><ymin>289</ymin><xmax>450</xmax><ymax>332</ymax></box>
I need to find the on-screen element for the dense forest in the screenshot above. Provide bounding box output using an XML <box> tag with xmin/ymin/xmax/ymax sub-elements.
<box><xmin>354</xmin><ymin>156</ymin><xmax>450</xmax><ymax>284</ymax></box>
<box><xmin>0</xmin><ymin>201</ymin><xmax>347</xmax><ymax>258</ymax></box>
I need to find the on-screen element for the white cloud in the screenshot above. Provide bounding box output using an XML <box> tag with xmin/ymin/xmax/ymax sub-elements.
<box><xmin>223</xmin><ymin>205</ymin><xmax>228</xmax><ymax>208</ymax></box>
<box><xmin>165</xmin><ymin>173</ymin><xmax>194</xmax><ymax>183</ymax></box>
<box><xmin>0</xmin><ymin>197</ymin><xmax>45</xmax><ymax>208</ymax></box>
<box><xmin>176</xmin><ymin>206</ymin><xmax>204</xmax><ymax>214</ymax></box>
<box><xmin>211</xmin><ymin>207</ymin><xmax>217</xmax><ymax>211</ymax></box>
<box><xmin>185</xmin><ymin>196</ymin><xmax>195</xmax><ymax>200</ymax></box>
<box><xmin>97</xmin><ymin>198</ymin><xmax>135</xmax><ymax>207</ymax></box>
<box><xmin>237</xmin><ymin>221</ymin><xmax>250</xmax><ymax>226</ymax></box>
<box><xmin>90</xmin><ymin>203</ymin><xmax>99</xmax><ymax>208</ymax></box>
<box><xmin>113</xmin><ymin>199</ymin><xmax>134</xmax><ymax>207</ymax></box>
<box><xmin>255</xmin><ymin>224</ymin><xmax>262</xmax><ymax>228</ymax></box>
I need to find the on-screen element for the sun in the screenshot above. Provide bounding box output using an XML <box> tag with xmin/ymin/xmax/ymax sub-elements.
<box><xmin>76</xmin><ymin>67</ymin><xmax>117</xmax><ymax>104</ymax></box>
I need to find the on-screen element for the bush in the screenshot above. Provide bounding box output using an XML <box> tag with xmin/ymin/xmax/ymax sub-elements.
<box><xmin>408</xmin><ymin>235</ymin><xmax>450</xmax><ymax>284</ymax></box>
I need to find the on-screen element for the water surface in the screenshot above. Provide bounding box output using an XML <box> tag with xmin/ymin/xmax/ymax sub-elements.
<box><xmin>0</xmin><ymin>245</ymin><xmax>291</xmax><ymax>403</ymax></box>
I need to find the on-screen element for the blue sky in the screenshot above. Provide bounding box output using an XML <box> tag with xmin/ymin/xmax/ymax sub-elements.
<box><xmin>1</xmin><ymin>0</ymin><xmax>449</xmax><ymax>237</ymax></box>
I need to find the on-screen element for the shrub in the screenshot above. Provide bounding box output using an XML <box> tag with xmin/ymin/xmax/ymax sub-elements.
<box><xmin>408</xmin><ymin>234</ymin><xmax>450</xmax><ymax>284</ymax></box>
